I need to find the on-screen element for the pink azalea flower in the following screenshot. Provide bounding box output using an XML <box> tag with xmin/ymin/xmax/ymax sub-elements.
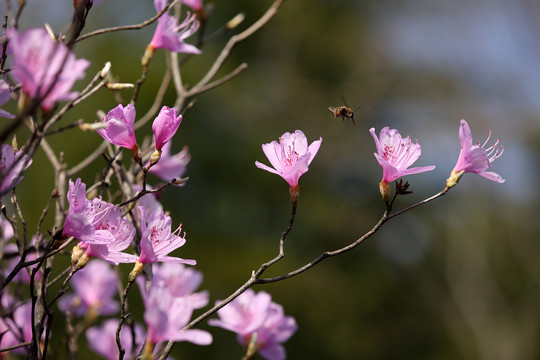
<box><xmin>0</xmin><ymin>301</ymin><xmax>34</xmax><ymax>354</ymax></box>
<box><xmin>148</xmin><ymin>141</ymin><xmax>190</xmax><ymax>181</ymax></box>
<box><xmin>255</xmin><ymin>130</ymin><xmax>322</xmax><ymax>189</ymax></box>
<box><xmin>450</xmin><ymin>119</ymin><xmax>504</xmax><ymax>183</ymax></box>
<box><xmin>0</xmin><ymin>80</ymin><xmax>14</xmax><ymax>119</ymax></box>
<box><xmin>58</xmin><ymin>260</ymin><xmax>119</xmax><ymax>316</ymax></box>
<box><xmin>152</xmin><ymin>262</ymin><xmax>208</xmax><ymax>307</ymax></box>
<box><xmin>6</xmin><ymin>28</ymin><xmax>90</xmax><ymax>110</ymax></box>
<box><xmin>96</xmin><ymin>104</ymin><xmax>138</xmax><ymax>150</ymax></box>
<box><xmin>209</xmin><ymin>289</ymin><xmax>297</xmax><ymax>360</ymax></box>
<box><xmin>86</xmin><ymin>319</ymin><xmax>145</xmax><ymax>360</ymax></box>
<box><xmin>149</xmin><ymin>0</ymin><xmax>201</xmax><ymax>54</ymax></box>
<box><xmin>62</xmin><ymin>178</ymin><xmax>138</xmax><ymax>265</ymax></box>
<box><xmin>138</xmin><ymin>277</ymin><xmax>212</xmax><ymax>346</ymax></box>
<box><xmin>137</xmin><ymin>207</ymin><xmax>196</xmax><ymax>265</ymax></box>
<box><xmin>209</xmin><ymin>289</ymin><xmax>272</xmax><ymax>335</ymax></box>
<box><xmin>370</xmin><ymin>127</ymin><xmax>435</xmax><ymax>184</ymax></box>
<box><xmin>0</xmin><ymin>144</ymin><xmax>32</xmax><ymax>195</ymax></box>
<box><xmin>152</xmin><ymin>106</ymin><xmax>182</xmax><ymax>151</ymax></box>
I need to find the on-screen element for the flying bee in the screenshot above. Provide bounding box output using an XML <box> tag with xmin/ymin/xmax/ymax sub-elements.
<box><xmin>328</xmin><ymin>97</ymin><xmax>360</xmax><ymax>125</ymax></box>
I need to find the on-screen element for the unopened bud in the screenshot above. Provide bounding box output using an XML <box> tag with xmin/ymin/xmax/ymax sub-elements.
<box><xmin>148</xmin><ymin>149</ymin><xmax>162</xmax><ymax>168</ymax></box>
<box><xmin>446</xmin><ymin>169</ymin><xmax>464</xmax><ymax>189</ymax></box>
<box><xmin>71</xmin><ymin>245</ymin><xmax>83</xmax><ymax>267</ymax></box>
<box><xmin>76</xmin><ymin>253</ymin><xmax>91</xmax><ymax>270</ymax></box>
<box><xmin>11</xmin><ymin>135</ymin><xmax>18</xmax><ymax>153</ymax></box>
<box><xmin>226</xmin><ymin>13</ymin><xmax>245</xmax><ymax>30</ymax></box>
<box><xmin>131</xmin><ymin>145</ymin><xmax>143</xmax><ymax>166</ymax></box>
<box><xmin>100</xmin><ymin>62</ymin><xmax>111</xmax><ymax>78</ymax></box>
<box><xmin>128</xmin><ymin>260</ymin><xmax>144</xmax><ymax>282</ymax></box>
<box><xmin>142</xmin><ymin>46</ymin><xmax>155</xmax><ymax>67</ymax></box>
<box><xmin>173</xmin><ymin>177</ymin><xmax>189</xmax><ymax>186</ymax></box>
<box><xmin>379</xmin><ymin>180</ymin><xmax>391</xmax><ymax>204</ymax></box>
<box><xmin>79</xmin><ymin>122</ymin><xmax>108</xmax><ymax>132</ymax></box>
<box><xmin>106</xmin><ymin>82</ymin><xmax>134</xmax><ymax>90</ymax></box>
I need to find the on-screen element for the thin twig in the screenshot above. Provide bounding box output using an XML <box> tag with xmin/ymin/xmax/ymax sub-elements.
<box><xmin>189</xmin><ymin>0</ymin><xmax>285</xmax><ymax>95</ymax></box>
<box><xmin>186</xmin><ymin>63</ymin><xmax>248</xmax><ymax>97</ymax></box>
<box><xmin>134</xmin><ymin>66</ymin><xmax>172</xmax><ymax>130</ymax></box>
<box><xmin>75</xmin><ymin>0</ymin><xmax>177</xmax><ymax>42</ymax></box>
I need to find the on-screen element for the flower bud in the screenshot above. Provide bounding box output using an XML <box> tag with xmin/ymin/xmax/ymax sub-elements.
<box><xmin>128</xmin><ymin>260</ymin><xmax>144</xmax><ymax>283</ymax></box>
<box><xmin>76</xmin><ymin>253</ymin><xmax>91</xmax><ymax>270</ymax></box>
<box><xmin>226</xmin><ymin>13</ymin><xmax>245</xmax><ymax>30</ymax></box>
<box><xmin>379</xmin><ymin>180</ymin><xmax>391</xmax><ymax>204</ymax></box>
<box><xmin>131</xmin><ymin>145</ymin><xmax>143</xmax><ymax>166</ymax></box>
<box><xmin>148</xmin><ymin>149</ymin><xmax>162</xmax><ymax>168</ymax></box>
<box><xmin>141</xmin><ymin>46</ymin><xmax>155</xmax><ymax>67</ymax></box>
<box><xmin>71</xmin><ymin>245</ymin><xmax>84</xmax><ymax>267</ymax></box>
<box><xmin>446</xmin><ymin>169</ymin><xmax>464</xmax><ymax>189</ymax></box>
<box><xmin>106</xmin><ymin>82</ymin><xmax>134</xmax><ymax>90</ymax></box>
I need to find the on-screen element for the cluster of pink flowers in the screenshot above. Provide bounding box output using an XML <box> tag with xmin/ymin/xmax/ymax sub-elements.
<box><xmin>96</xmin><ymin>104</ymin><xmax>187</xmax><ymax>176</ymax></box>
<box><xmin>62</xmin><ymin>177</ymin><xmax>195</xmax><ymax>271</ymax></box>
<box><xmin>62</xmin><ymin>178</ymin><xmax>138</xmax><ymax>266</ymax></box>
<box><xmin>209</xmin><ymin>289</ymin><xmax>298</xmax><ymax>360</ymax></box>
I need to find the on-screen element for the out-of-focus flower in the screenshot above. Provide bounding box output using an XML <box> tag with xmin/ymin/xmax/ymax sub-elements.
<box><xmin>58</xmin><ymin>260</ymin><xmax>119</xmax><ymax>317</ymax></box>
<box><xmin>182</xmin><ymin>0</ymin><xmax>203</xmax><ymax>12</ymax></box>
<box><xmin>446</xmin><ymin>119</ymin><xmax>504</xmax><ymax>188</ymax></box>
<box><xmin>133</xmin><ymin>184</ymin><xmax>163</xmax><ymax>214</ymax></box>
<box><xmin>148</xmin><ymin>0</ymin><xmax>201</xmax><ymax>55</ymax></box>
<box><xmin>0</xmin><ymin>301</ymin><xmax>34</xmax><ymax>354</ymax></box>
<box><xmin>137</xmin><ymin>207</ymin><xmax>195</xmax><ymax>266</ymax></box>
<box><xmin>138</xmin><ymin>276</ymin><xmax>212</xmax><ymax>356</ymax></box>
<box><xmin>86</xmin><ymin>319</ymin><xmax>145</xmax><ymax>360</ymax></box>
<box><xmin>6</xmin><ymin>244</ymin><xmax>42</xmax><ymax>284</ymax></box>
<box><xmin>6</xmin><ymin>28</ymin><xmax>90</xmax><ymax>110</ymax></box>
<box><xmin>0</xmin><ymin>144</ymin><xmax>32</xmax><ymax>195</ymax></box>
<box><xmin>209</xmin><ymin>289</ymin><xmax>297</xmax><ymax>360</ymax></box>
<box><xmin>96</xmin><ymin>104</ymin><xmax>142</xmax><ymax>163</ymax></box>
<box><xmin>152</xmin><ymin>106</ymin><xmax>182</xmax><ymax>152</ymax></box>
<box><xmin>148</xmin><ymin>141</ymin><xmax>190</xmax><ymax>182</ymax></box>
<box><xmin>62</xmin><ymin>178</ymin><xmax>137</xmax><ymax>265</ymax></box>
<box><xmin>255</xmin><ymin>130</ymin><xmax>322</xmax><ymax>197</ymax></box>
<box><xmin>152</xmin><ymin>262</ymin><xmax>208</xmax><ymax>308</ymax></box>
<box><xmin>0</xmin><ymin>80</ymin><xmax>14</xmax><ymax>119</ymax></box>
<box><xmin>1</xmin><ymin>215</ymin><xmax>14</xmax><ymax>242</ymax></box>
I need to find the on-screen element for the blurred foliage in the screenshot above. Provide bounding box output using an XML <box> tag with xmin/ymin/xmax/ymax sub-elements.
<box><xmin>2</xmin><ymin>0</ymin><xmax>539</xmax><ymax>359</ymax></box>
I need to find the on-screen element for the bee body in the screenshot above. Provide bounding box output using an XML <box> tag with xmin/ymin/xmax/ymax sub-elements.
<box><xmin>328</xmin><ymin>106</ymin><xmax>355</xmax><ymax>124</ymax></box>
<box><xmin>328</xmin><ymin>104</ymin><xmax>357</xmax><ymax>125</ymax></box>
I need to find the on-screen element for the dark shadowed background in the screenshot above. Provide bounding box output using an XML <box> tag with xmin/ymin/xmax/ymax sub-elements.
<box><xmin>2</xmin><ymin>0</ymin><xmax>539</xmax><ymax>359</ymax></box>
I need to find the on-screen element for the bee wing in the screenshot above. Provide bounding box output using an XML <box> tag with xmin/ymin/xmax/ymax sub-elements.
<box><xmin>328</xmin><ymin>107</ymin><xmax>336</xmax><ymax>112</ymax></box>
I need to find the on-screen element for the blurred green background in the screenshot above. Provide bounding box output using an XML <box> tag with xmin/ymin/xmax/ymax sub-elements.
<box><xmin>2</xmin><ymin>0</ymin><xmax>538</xmax><ymax>359</ymax></box>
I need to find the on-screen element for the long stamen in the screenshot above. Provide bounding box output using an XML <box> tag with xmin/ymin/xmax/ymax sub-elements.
<box><xmin>481</xmin><ymin>130</ymin><xmax>492</xmax><ymax>148</ymax></box>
